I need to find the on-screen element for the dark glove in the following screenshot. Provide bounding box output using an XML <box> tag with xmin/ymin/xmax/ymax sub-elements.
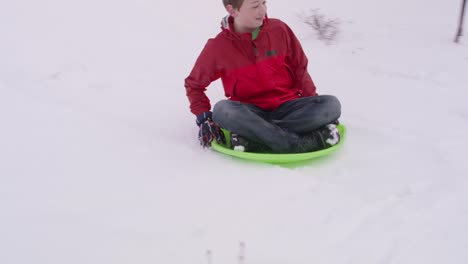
<box><xmin>196</xmin><ymin>111</ymin><xmax>226</xmax><ymax>148</ymax></box>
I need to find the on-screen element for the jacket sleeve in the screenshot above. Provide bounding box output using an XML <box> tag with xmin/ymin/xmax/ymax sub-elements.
<box><xmin>283</xmin><ymin>23</ymin><xmax>318</xmax><ymax>97</ymax></box>
<box><xmin>184</xmin><ymin>40</ymin><xmax>222</xmax><ymax>116</ymax></box>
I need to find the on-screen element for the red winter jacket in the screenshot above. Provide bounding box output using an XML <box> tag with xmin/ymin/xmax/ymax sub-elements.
<box><xmin>185</xmin><ymin>16</ymin><xmax>317</xmax><ymax>116</ymax></box>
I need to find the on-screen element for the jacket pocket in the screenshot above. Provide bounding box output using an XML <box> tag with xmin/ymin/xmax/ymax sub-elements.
<box><xmin>222</xmin><ymin>76</ymin><xmax>237</xmax><ymax>99</ymax></box>
<box><xmin>275</xmin><ymin>63</ymin><xmax>294</xmax><ymax>88</ymax></box>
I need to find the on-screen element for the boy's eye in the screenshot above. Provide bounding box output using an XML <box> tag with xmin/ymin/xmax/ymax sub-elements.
<box><xmin>253</xmin><ymin>1</ymin><xmax>266</xmax><ymax>9</ymax></box>
<box><xmin>252</xmin><ymin>1</ymin><xmax>266</xmax><ymax>9</ymax></box>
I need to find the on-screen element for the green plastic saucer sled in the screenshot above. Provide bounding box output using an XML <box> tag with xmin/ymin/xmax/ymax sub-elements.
<box><xmin>211</xmin><ymin>124</ymin><xmax>346</xmax><ymax>164</ymax></box>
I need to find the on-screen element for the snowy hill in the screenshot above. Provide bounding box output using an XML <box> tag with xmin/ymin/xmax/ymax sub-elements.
<box><xmin>1</xmin><ymin>0</ymin><xmax>468</xmax><ymax>263</ymax></box>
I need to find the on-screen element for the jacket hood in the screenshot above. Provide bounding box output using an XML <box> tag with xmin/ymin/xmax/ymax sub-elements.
<box><xmin>220</xmin><ymin>14</ymin><xmax>269</xmax><ymax>34</ymax></box>
<box><xmin>221</xmin><ymin>15</ymin><xmax>231</xmax><ymax>30</ymax></box>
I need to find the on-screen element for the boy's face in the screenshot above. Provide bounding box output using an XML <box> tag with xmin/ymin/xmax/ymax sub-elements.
<box><xmin>228</xmin><ymin>0</ymin><xmax>267</xmax><ymax>32</ymax></box>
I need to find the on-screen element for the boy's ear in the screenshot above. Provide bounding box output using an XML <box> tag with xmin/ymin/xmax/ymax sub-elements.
<box><xmin>225</xmin><ymin>4</ymin><xmax>237</xmax><ymax>17</ymax></box>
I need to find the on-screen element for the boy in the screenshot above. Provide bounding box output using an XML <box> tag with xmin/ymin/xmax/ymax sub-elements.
<box><xmin>185</xmin><ymin>0</ymin><xmax>341</xmax><ymax>153</ymax></box>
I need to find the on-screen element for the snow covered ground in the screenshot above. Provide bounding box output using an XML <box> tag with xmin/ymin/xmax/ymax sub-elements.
<box><xmin>1</xmin><ymin>0</ymin><xmax>468</xmax><ymax>263</ymax></box>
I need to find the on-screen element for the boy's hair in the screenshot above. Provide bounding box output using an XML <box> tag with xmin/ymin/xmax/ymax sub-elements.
<box><xmin>222</xmin><ymin>0</ymin><xmax>244</xmax><ymax>9</ymax></box>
